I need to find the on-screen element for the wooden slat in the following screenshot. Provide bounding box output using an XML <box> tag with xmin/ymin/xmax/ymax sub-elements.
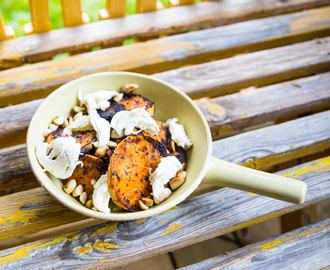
<box><xmin>26</xmin><ymin>0</ymin><xmax>51</xmax><ymax>34</ymax></box>
<box><xmin>178</xmin><ymin>218</ymin><xmax>330</xmax><ymax>270</ymax></box>
<box><xmin>0</xmin><ymin>11</ymin><xmax>6</xmax><ymax>41</ymax></box>
<box><xmin>1</xmin><ymin>111</ymin><xmax>330</xmax><ymax>241</ymax></box>
<box><xmin>136</xmin><ymin>0</ymin><xmax>158</xmax><ymax>13</ymax></box>
<box><xmin>0</xmin><ymin>11</ymin><xmax>14</xmax><ymax>41</ymax></box>
<box><xmin>154</xmin><ymin>37</ymin><xmax>330</xmax><ymax>99</ymax></box>
<box><xmin>61</xmin><ymin>0</ymin><xmax>84</xmax><ymax>27</ymax></box>
<box><xmin>213</xmin><ymin>111</ymin><xmax>330</xmax><ymax>170</ymax></box>
<box><xmin>194</xmin><ymin>72</ymin><xmax>330</xmax><ymax>139</ymax></box>
<box><xmin>2</xmin><ymin>71</ymin><xmax>330</xmax><ymax>149</ymax></box>
<box><xmin>1</xmin><ymin>10</ymin><xmax>330</xmax><ymax>108</ymax></box>
<box><xmin>168</xmin><ymin>0</ymin><xmax>195</xmax><ymax>7</ymax></box>
<box><xmin>0</xmin><ymin>0</ymin><xmax>329</xmax><ymax>69</ymax></box>
<box><xmin>1</xmin><ymin>155</ymin><xmax>330</xmax><ymax>268</ymax></box>
<box><xmin>99</xmin><ymin>0</ymin><xmax>127</xmax><ymax>20</ymax></box>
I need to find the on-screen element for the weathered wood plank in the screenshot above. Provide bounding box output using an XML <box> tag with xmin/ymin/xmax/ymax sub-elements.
<box><xmin>213</xmin><ymin>111</ymin><xmax>330</xmax><ymax>169</ymax></box>
<box><xmin>153</xmin><ymin>36</ymin><xmax>330</xmax><ymax>99</ymax></box>
<box><xmin>0</xmin><ymin>156</ymin><xmax>329</xmax><ymax>269</ymax></box>
<box><xmin>178</xmin><ymin>218</ymin><xmax>330</xmax><ymax>270</ymax></box>
<box><xmin>2</xmin><ymin>71</ymin><xmax>330</xmax><ymax>149</ymax></box>
<box><xmin>1</xmin><ymin>111</ymin><xmax>330</xmax><ymax>241</ymax></box>
<box><xmin>1</xmin><ymin>10</ymin><xmax>330</xmax><ymax>107</ymax></box>
<box><xmin>0</xmin><ymin>0</ymin><xmax>329</xmax><ymax>69</ymax></box>
<box><xmin>195</xmin><ymin>72</ymin><xmax>330</xmax><ymax>139</ymax></box>
<box><xmin>0</xmin><ymin>187</ymin><xmax>86</xmax><ymax>242</ymax></box>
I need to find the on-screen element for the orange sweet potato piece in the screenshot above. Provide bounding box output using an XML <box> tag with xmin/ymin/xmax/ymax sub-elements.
<box><xmin>143</xmin><ymin>122</ymin><xmax>186</xmax><ymax>172</ymax></box>
<box><xmin>118</xmin><ymin>93</ymin><xmax>155</xmax><ymax>116</ymax></box>
<box><xmin>67</xmin><ymin>154</ymin><xmax>107</xmax><ymax>200</ymax></box>
<box><xmin>46</xmin><ymin>130</ymin><xmax>96</xmax><ymax>155</ymax></box>
<box><xmin>108</xmin><ymin>135</ymin><xmax>167</xmax><ymax>211</ymax></box>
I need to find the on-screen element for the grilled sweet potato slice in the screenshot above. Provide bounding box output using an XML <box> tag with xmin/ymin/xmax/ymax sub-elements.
<box><xmin>108</xmin><ymin>135</ymin><xmax>167</xmax><ymax>211</ymax></box>
<box><xmin>45</xmin><ymin>128</ymin><xmax>64</xmax><ymax>144</ymax></box>
<box><xmin>118</xmin><ymin>93</ymin><xmax>155</xmax><ymax>116</ymax></box>
<box><xmin>142</xmin><ymin>122</ymin><xmax>186</xmax><ymax>172</ymax></box>
<box><xmin>67</xmin><ymin>154</ymin><xmax>107</xmax><ymax>200</ymax></box>
<box><xmin>46</xmin><ymin>130</ymin><xmax>97</xmax><ymax>155</ymax></box>
<box><xmin>71</xmin><ymin>130</ymin><xmax>97</xmax><ymax>155</ymax></box>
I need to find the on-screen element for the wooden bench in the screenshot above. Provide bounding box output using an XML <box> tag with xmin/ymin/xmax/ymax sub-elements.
<box><xmin>1</xmin><ymin>0</ymin><xmax>330</xmax><ymax>268</ymax></box>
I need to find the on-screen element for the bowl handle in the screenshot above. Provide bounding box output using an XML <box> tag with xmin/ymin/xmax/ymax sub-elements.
<box><xmin>202</xmin><ymin>156</ymin><xmax>307</xmax><ymax>204</ymax></box>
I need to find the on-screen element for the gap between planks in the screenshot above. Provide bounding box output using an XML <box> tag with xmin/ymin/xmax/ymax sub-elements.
<box><xmin>0</xmin><ymin>155</ymin><xmax>330</xmax><ymax>269</ymax></box>
<box><xmin>1</xmin><ymin>7</ymin><xmax>330</xmax><ymax>107</ymax></box>
<box><xmin>1</xmin><ymin>110</ymin><xmax>330</xmax><ymax>242</ymax></box>
<box><xmin>1</xmin><ymin>0</ymin><xmax>329</xmax><ymax>68</ymax></box>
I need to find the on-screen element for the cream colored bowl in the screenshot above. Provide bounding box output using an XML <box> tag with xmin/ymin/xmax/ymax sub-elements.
<box><xmin>27</xmin><ymin>72</ymin><xmax>307</xmax><ymax>220</ymax></box>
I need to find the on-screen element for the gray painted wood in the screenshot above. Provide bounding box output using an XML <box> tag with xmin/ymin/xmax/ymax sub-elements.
<box><xmin>1</xmin><ymin>110</ymin><xmax>330</xmax><ymax>241</ymax></box>
<box><xmin>212</xmin><ymin>110</ymin><xmax>330</xmax><ymax>168</ymax></box>
<box><xmin>153</xmin><ymin>37</ymin><xmax>330</xmax><ymax>99</ymax></box>
<box><xmin>195</xmin><ymin>72</ymin><xmax>330</xmax><ymax>139</ymax></box>
<box><xmin>1</xmin><ymin>9</ymin><xmax>330</xmax><ymax>107</ymax></box>
<box><xmin>0</xmin><ymin>0</ymin><xmax>328</xmax><ymax>69</ymax></box>
<box><xmin>2</xmin><ymin>71</ymin><xmax>330</xmax><ymax>148</ymax></box>
<box><xmin>0</xmin><ymin>155</ymin><xmax>329</xmax><ymax>269</ymax></box>
<box><xmin>178</xmin><ymin>218</ymin><xmax>330</xmax><ymax>270</ymax></box>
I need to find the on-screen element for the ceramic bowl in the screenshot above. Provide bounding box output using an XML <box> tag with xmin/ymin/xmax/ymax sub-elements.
<box><xmin>27</xmin><ymin>72</ymin><xmax>307</xmax><ymax>220</ymax></box>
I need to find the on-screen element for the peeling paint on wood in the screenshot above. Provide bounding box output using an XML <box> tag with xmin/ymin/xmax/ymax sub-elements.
<box><xmin>1</xmin><ymin>8</ymin><xmax>330</xmax><ymax>107</ymax></box>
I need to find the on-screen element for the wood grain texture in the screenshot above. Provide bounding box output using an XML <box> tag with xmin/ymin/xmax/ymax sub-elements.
<box><xmin>0</xmin><ymin>156</ymin><xmax>329</xmax><ymax>269</ymax></box>
<box><xmin>178</xmin><ymin>218</ymin><xmax>330</xmax><ymax>270</ymax></box>
<box><xmin>28</xmin><ymin>0</ymin><xmax>51</xmax><ymax>33</ymax></box>
<box><xmin>1</xmin><ymin>11</ymin><xmax>330</xmax><ymax>108</ymax></box>
<box><xmin>212</xmin><ymin>111</ymin><xmax>330</xmax><ymax>169</ymax></box>
<box><xmin>61</xmin><ymin>0</ymin><xmax>84</xmax><ymax>27</ymax></box>
<box><xmin>195</xmin><ymin>72</ymin><xmax>330</xmax><ymax>139</ymax></box>
<box><xmin>1</xmin><ymin>111</ymin><xmax>330</xmax><ymax>241</ymax></box>
<box><xmin>0</xmin><ymin>0</ymin><xmax>329</xmax><ymax>69</ymax></box>
<box><xmin>136</xmin><ymin>0</ymin><xmax>158</xmax><ymax>13</ymax></box>
<box><xmin>1</xmin><ymin>71</ymin><xmax>330</xmax><ymax>149</ymax></box>
<box><xmin>153</xmin><ymin>36</ymin><xmax>330</xmax><ymax>99</ymax></box>
<box><xmin>106</xmin><ymin>0</ymin><xmax>127</xmax><ymax>18</ymax></box>
<box><xmin>0</xmin><ymin>187</ymin><xmax>85</xmax><ymax>242</ymax></box>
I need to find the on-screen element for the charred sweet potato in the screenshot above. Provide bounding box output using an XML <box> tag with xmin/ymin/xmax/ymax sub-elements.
<box><xmin>45</xmin><ymin>128</ymin><xmax>64</xmax><ymax>144</ymax></box>
<box><xmin>118</xmin><ymin>93</ymin><xmax>155</xmax><ymax>116</ymax></box>
<box><xmin>108</xmin><ymin>135</ymin><xmax>167</xmax><ymax>211</ymax></box>
<box><xmin>67</xmin><ymin>154</ymin><xmax>107</xmax><ymax>200</ymax></box>
<box><xmin>71</xmin><ymin>130</ymin><xmax>97</xmax><ymax>155</ymax></box>
<box><xmin>142</xmin><ymin>122</ymin><xmax>186</xmax><ymax>171</ymax></box>
<box><xmin>100</xmin><ymin>93</ymin><xmax>155</xmax><ymax>122</ymax></box>
<box><xmin>46</xmin><ymin>130</ymin><xmax>96</xmax><ymax>155</ymax></box>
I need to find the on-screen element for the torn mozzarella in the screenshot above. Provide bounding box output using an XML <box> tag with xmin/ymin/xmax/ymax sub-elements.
<box><xmin>149</xmin><ymin>156</ymin><xmax>182</xmax><ymax>203</ymax></box>
<box><xmin>78</xmin><ymin>89</ymin><xmax>119</xmax><ymax>111</ymax></box>
<box><xmin>92</xmin><ymin>173</ymin><xmax>111</xmax><ymax>213</ymax></box>
<box><xmin>110</xmin><ymin>107</ymin><xmax>159</xmax><ymax>137</ymax></box>
<box><xmin>77</xmin><ymin>89</ymin><xmax>119</xmax><ymax>147</ymax></box>
<box><xmin>165</xmin><ymin>118</ymin><xmax>191</xmax><ymax>149</ymax></box>
<box><xmin>89</xmin><ymin>109</ymin><xmax>111</xmax><ymax>148</ymax></box>
<box><xmin>63</xmin><ymin>115</ymin><xmax>93</xmax><ymax>135</ymax></box>
<box><xmin>36</xmin><ymin>137</ymin><xmax>82</xmax><ymax>179</ymax></box>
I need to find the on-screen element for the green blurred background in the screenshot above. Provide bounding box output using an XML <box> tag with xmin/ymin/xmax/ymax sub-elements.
<box><xmin>0</xmin><ymin>0</ymin><xmax>201</xmax><ymax>59</ymax></box>
<box><xmin>0</xmin><ymin>0</ymin><xmax>179</xmax><ymax>37</ymax></box>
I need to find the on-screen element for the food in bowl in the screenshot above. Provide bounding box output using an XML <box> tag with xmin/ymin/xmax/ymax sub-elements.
<box><xmin>35</xmin><ymin>84</ymin><xmax>192</xmax><ymax>213</ymax></box>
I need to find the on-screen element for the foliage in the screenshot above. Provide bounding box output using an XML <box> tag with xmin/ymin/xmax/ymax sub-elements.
<box><xmin>0</xmin><ymin>0</ymin><xmax>170</xmax><ymax>37</ymax></box>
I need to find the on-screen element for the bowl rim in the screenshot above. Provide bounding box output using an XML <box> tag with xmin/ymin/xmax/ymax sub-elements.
<box><xmin>26</xmin><ymin>71</ymin><xmax>213</xmax><ymax>220</ymax></box>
